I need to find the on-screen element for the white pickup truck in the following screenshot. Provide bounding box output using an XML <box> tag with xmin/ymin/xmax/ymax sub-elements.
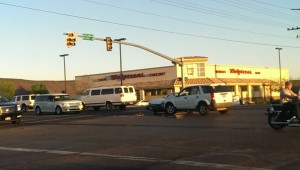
<box><xmin>164</xmin><ymin>85</ymin><xmax>233</xmax><ymax>116</ymax></box>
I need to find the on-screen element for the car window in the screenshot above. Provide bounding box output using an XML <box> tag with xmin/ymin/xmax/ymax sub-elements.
<box><xmin>91</xmin><ymin>90</ymin><xmax>101</xmax><ymax>96</ymax></box>
<box><xmin>54</xmin><ymin>95</ymin><xmax>72</xmax><ymax>101</ymax></box>
<box><xmin>82</xmin><ymin>90</ymin><xmax>90</xmax><ymax>96</ymax></box>
<box><xmin>123</xmin><ymin>88</ymin><xmax>129</xmax><ymax>93</ymax></box>
<box><xmin>16</xmin><ymin>96</ymin><xmax>21</xmax><ymax>101</ymax></box>
<box><xmin>101</xmin><ymin>89</ymin><xmax>114</xmax><ymax>95</ymax></box>
<box><xmin>22</xmin><ymin>96</ymin><xmax>29</xmax><ymax>100</ymax></box>
<box><xmin>179</xmin><ymin>88</ymin><xmax>191</xmax><ymax>96</ymax></box>
<box><xmin>115</xmin><ymin>88</ymin><xmax>122</xmax><ymax>94</ymax></box>
<box><xmin>201</xmin><ymin>86</ymin><xmax>214</xmax><ymax>93</ymax></box>
<box><xmin>31</xmin><ymin>96</ymin><xmax>36</xmax><ymax>100</ymax></box>
<box><xmin>129</xmin><ymin>87</ymin><xmax>134</xmax><ymax>93</ymax></box>
<box><xmin>213</xmin><ymin>86</ymin><xmax>232</xmax><ymax>93</ymax></box>
<box><xmin>190</xmin><ymin>87</ymin><xmax>199</xmax><ymax>95</ymax></box>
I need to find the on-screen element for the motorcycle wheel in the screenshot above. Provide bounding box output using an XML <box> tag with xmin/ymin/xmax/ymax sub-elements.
<box><xmin>268</xmin><ymin>113</ymin><xmax>286</xmax><ymax>130</ymax></box>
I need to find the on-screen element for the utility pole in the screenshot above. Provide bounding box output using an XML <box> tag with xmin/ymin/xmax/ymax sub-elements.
<box><xmin>60</xmin><ymin>54</ymin><xmax>69</xmax><ymax>93</ymax></box>
<box><xmin>275</xmin><ymin>48</ymin><xmax>282</xmax><ymax>86</ymax></box>
<box><xmin>114</xmin><ymin>38</ymin><xmax>126</xmax><ymax>86</ymax></box>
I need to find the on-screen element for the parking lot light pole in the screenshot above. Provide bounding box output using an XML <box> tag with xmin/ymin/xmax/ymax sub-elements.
<box><xmin>114</xmin><ymin>38</ymin><xmax>126</xmax><ymax>86</ymax></box>
<box><xmin>59</xmin><ymin>54</ymin><xmax>69</xmax><ymax>93</ymax></box>
<box><xmin>275</xmin><ymin>48</ymin><xmax>282</xmax><ymax>86</ymax></box>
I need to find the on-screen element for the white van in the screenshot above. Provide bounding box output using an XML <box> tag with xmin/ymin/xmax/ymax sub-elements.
<box><xmin>79</xmin><ymin>86</ymin><xmax>137</xmax><ymax>110</ymax></box>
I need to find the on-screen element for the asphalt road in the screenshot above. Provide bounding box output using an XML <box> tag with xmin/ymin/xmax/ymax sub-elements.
<box><xmin>0</xmin><ymin>105</ymin><xmax>300</xmax><ymax>170</ymax></box>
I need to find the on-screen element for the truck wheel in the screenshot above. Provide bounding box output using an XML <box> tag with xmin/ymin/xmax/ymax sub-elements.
<box><xmin>165</xmin><ymin>103</ymin><xmax>176</xmax><ymax>115</ymax></box>
<box><xmin>198</xmin><ymin>103</ymin><xmax>209</xmax><ymax>116</ymax></box>
<box><xmin>55</xmin><ymin>106</ymin><xmax>63</xmax><ymax>115</ymax></box>
<box><xmin>106</xmin><ymin>102</ymin><xmax>113</xmax><ymax>110</ymax></box>
<box><xmin>35</xmin><ymin>107</ymin><xmax>42</xmax><ymax>115</ymax></box>
<box><xmin>21</xmin><ymin>104</ymin><xmax>27</xmax><ymax>112</ymax></box>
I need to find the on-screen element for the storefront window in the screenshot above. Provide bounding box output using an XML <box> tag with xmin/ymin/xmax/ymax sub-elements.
<box><xmin>186</xmin><ymin>63</ymin><xmax>205</xmax><ymax>77</ymax></box>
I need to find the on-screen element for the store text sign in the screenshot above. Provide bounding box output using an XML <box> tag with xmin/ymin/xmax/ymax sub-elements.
<box><xmin>215</xmin><ymin>69</ymin><xmax>260</xmax><ymax>75</ymax></box>
<box><xmin>98</xmin><ymin>72</ymin><xmax>166</xmax><ymax>81</ymax></box>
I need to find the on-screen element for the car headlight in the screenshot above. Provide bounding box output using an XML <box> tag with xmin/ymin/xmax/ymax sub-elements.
<box><xmin>17</xmin><ymin>104</ymin><xmax>21</xmax><ymax>111</ymax></box>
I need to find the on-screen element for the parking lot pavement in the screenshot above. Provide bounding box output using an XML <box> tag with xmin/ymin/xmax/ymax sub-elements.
<box><xmin>0</xmin><ymin>105</ymin><xmax>300</xmax><ymax>170</ymax></box>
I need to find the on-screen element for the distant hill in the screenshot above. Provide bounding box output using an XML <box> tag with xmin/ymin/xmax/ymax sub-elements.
<box><xmin>0</xmin><ymin>78</ymin><xmax>77</xmax><ymax>98</ymax></box>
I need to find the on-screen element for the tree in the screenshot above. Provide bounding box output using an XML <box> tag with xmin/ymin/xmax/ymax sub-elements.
<box><xmin>31</xmin><ymin>83</ymin><xmax>49</xmax><ymax>94</ymax></box>
<box><xmin>0</xmin><ymin>80</ymin><xmax>16</xmax><ymax>99</ymax></box>
<box><xmin>75</xmin><ymin>77</ymin><xmax>93</xmax><ymax>95</ymax></box>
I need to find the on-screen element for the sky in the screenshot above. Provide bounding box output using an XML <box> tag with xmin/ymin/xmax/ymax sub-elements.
<box><xmin>0</xmin><ymin>0</ymin><xmax>300</xmax><ymax>81</ymax></box>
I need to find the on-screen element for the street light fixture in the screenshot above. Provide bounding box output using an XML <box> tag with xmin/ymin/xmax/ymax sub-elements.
<box><xmin>275</xmin><ymin>48</ymin><xmax>282</xmax><ymax>86</ymax></box>
<box><xmin>114</xmin><ymin>38</ymin><xmax>126</xmax><ymax>86</ymax></box>
<box><xmin>59</xmin><ymin>54</ymin><xmax>69</xmax><ymax>93</ymax></box>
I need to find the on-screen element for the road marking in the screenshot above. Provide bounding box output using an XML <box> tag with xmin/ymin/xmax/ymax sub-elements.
<box><xmin>23</xmin><ymin>115</ymin><xmax>94</xmax><ymax>124</ymax></box>
<box><xmin>0</xmin><ymin>146</ymin><xmax>271</xmax><ymax>170</ymax></box>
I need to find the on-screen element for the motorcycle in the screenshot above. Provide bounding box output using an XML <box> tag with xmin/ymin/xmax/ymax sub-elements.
<box><xmin>267</xmin><ymin>98</ymin><xmax>300</xmax><ymax>130</ymax></box>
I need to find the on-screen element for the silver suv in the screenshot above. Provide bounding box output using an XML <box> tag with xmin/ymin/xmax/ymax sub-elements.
<box><xmin>10</xmin><ymin>94</ymin><xmax>36</xmax><ymax>112</ymax></box>
<box><xmin>34</xmin><ymin>94</ymin><xmax>84</xmax><ymax>115</ymax></box>
<box><xmin>164</xmin><ymin>85</ymin><xmax>233</xmax><ymax>116</ymax></box>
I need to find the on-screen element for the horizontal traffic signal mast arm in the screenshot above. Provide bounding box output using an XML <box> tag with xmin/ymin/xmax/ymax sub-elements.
<box><xmin>63</xmin><ymin>33</ymin><xmax>182</xmax><ymax>65</ymax></box>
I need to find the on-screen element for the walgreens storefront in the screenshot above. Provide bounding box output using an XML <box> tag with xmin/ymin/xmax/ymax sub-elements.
<box><xmin>75</xmin><ymin>56</ymin><xmax>289</xmax><ymax>101</ymax></box>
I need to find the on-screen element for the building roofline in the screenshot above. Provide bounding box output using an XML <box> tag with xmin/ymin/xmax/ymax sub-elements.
<box><xmin>76</xmin><ymin>65</ymin><xmax>175</xmax><ymax>78</ymax></box>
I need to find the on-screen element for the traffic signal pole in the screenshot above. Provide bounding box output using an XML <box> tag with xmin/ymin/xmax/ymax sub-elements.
<box><xmin>65</xmin><ymin>33</ymin><xmax>185</xmax><ymax>88</ymax></box>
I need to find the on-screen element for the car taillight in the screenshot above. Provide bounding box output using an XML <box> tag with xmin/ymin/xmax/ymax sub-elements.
<box><xmin>120</xmin><ymin>93</ymin><xmax>124</xmax><ymax>97</ymax></box>
<box><xmin>210</xmin><ymin>93</ymin><xmax>215</xmax><ymax>99</ymax></box>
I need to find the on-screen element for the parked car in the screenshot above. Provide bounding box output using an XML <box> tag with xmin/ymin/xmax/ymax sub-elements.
<box><xmin>79</xmin><ymin>86</ymin><xmax>137</xmax><ymax>110</ymax></box>
<box><xmin>135</xmin><ymin>100</ymin><xmax>149</xmax><ymax>107</ymax></box>
<box><xmin>34</xmin><ymin>94</ymin><xmax>84</xmax><ymax>115</ymax></box>
<box><xmin>148</xmin><ymin>93</ymin><xmax>178</xmax><ymax>114</ymax></box>
<box><xmin>0</xmin><ymin>93</ymin><xmax>22</xmax><ymax>124</ymax></box>
<box><xmin>164</xmin><ymin>85</ymin><xmax>233</xmax><ymax>116</ymax></box>
<box><xmin>10</xmin><ymin>94</ymin><xmax>36</xmax><ymax>112</ymax></box>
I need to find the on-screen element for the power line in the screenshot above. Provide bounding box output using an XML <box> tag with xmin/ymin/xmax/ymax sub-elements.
<box><xmin>250</xmin><ymin>0</ymin><xmax>291</xmax><ymax>10</ymax></box>
<box><xmin>150</xmin><ymin>0</ymin><xmax>288</xmax><ymax>27</ymax></box>
<box><xmin>83</xmin><ymin>0</ymin><xmax>291</xmax><ymax>39</ymax></box>
<box><xmin>0</xmin><ymin>2</ymin><xmax>299</xmax><ymax>49</ymax></box>
<box><xmin>213</xmin><ymin>0</ymin><xmax>299</xmax><ymax>23</ymax></box>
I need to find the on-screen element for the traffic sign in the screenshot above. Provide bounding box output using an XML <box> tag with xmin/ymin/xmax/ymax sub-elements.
<box><xmin>82</xmin><ymin>34</ymin><xmax>94</xmax><ymax>41</ymax></box>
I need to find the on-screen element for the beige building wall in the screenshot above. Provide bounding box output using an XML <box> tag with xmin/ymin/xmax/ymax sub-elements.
<box><xmin>206</xmin><ymin>64</ymin><xmax>289</xmax><ymax>80</ymax></box>
<box><xmin>76</xmin><ymin>66</ymin><xmax>176</xmax><ymax>88</ymax></box>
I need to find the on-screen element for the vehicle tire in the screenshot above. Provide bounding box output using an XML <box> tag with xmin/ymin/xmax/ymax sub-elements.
<box><xmin>21</xmin><ymin>104</ymin><xmax>27</xmax><ymax>112</ymax></box>
<box><xmin>119</xmin><ymin>105</ymin><xmax>126</xmax><ymax>110</ymax></box>
<box><xmin>35</xmin><ymin>107</ymin><xmax>42</xmax><ymax>115</ymax></box>
<box><xmin>165</xmin><ymin>103</ymin><xmax>176</xmax><ymax>115</ymax></box>
<box><xmin>12</xmin><ymin>118</ymin><xmax>21</xmax><ymax>124</ymax></box>
<box><xmin>55</xmin><ymin>106</ymin><xmax>63</xmax><ymax>115</ymax></box>
<box><xmin>219</xmin><ymin>109</ymin><xmax>228</xmax><ymax>114</ymax></box>
<box><xmin>268</xmin><ymin>113</ymin><xmax>286</xmax><ymax>130</ymax></box>
<box><xmin>106</xmin><ymin>102</ymin><xmax>113</xmax><ymax>110</ymax></box>
<box><xmin>93</xmin><ymin>106</ymin><xmax>100</xmax><ymax>111</ymax></box>
<box><xmin>198</xmin><ymin>103</ymin><xmax>209</xmax><ymax>116</ymax></box>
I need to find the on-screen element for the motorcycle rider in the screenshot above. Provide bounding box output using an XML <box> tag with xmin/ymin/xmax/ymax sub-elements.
<box><xmin>280</xmin><ymin>81</ymin><xmax>300</xmax><ymax>119</ymax></box>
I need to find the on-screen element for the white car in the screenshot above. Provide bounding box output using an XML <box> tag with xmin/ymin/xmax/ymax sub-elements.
<box><xmin>164</xmin><ymin>85</ymin><xmax>233</xmax><ymax>116</ymax></box>
<box><xmin>135</xmin><ymin>100</ymin><xmax>149</xmax><ymax>107</ymax></box>
<box><xmin>10</xmin><ymin>94</ymin><xmax>36</xmax><ymax>112</ymax></box>
<box><xmin>79</xmin><ymin>86</ymin><xmax>137</xmax><ymax>110</ymax></box>
<box><xmin>34</xmin><ymin>94</ymin><xmax>84</xmax><ymax>115</ymax></box>
<box><xmin>148</xmin><ymin>93</ymin><xmax>177</xmax><ymax>114</ymax></box>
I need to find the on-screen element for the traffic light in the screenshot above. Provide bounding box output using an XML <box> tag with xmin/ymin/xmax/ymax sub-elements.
<box><xmin>66</xmin><ymin>32</ymin><xmax>78</xmax><ymax>48</ymax></box>
<box><xmin>106</xmin><ymin>37</ymin><xmax>112</xmax><ymax>51</ymax></box>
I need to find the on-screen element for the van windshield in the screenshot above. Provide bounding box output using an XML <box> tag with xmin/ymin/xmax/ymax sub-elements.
<box><xmin>54</xmin><ymin>95</ymin><xmax>73</xmax><ymax>101</ymax></box>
